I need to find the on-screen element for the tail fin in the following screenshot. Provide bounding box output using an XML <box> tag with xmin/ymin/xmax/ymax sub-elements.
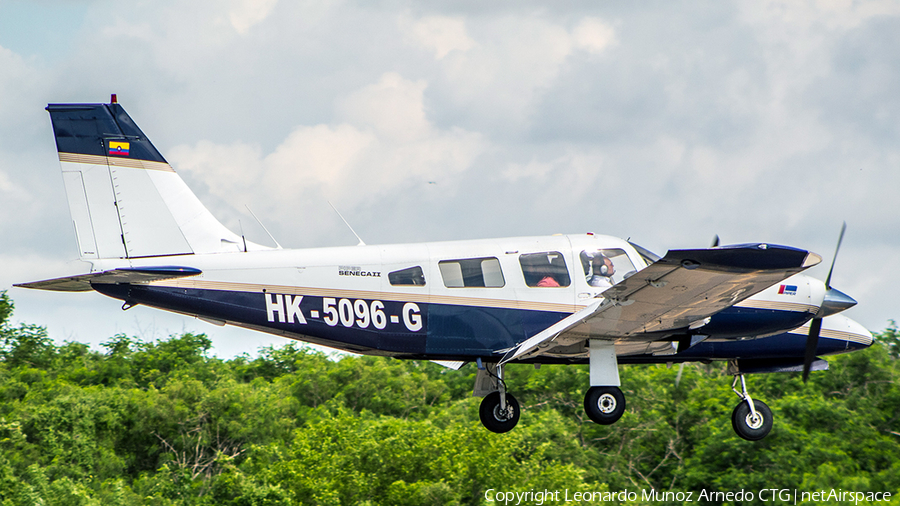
<box><xmin>46</xmin><ymin>97</ymin><xmax>258</xmax><ymax>259</ymax></box>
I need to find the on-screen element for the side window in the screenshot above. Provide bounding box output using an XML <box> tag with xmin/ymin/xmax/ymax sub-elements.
<box><xmin>519</xmin><ymin>252</ymin><xmax>570</xmax><ymax>287</ymax></box>
<box><xmin>439</xmin><ymin>257</ymin><xmax>505</xmax><ymax>288</ymax></box>
<box><xmin>388</xmin><ymin>266</ymin><xmax>426</xmax><ymax>286</ymax></box>
<box><xmin>579</xmin><ymin>248</ymin><xmax>637</xmax><ymax>288</ymax></box>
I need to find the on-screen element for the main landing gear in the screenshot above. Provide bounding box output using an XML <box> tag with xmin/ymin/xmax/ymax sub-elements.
<box><xmin>731</xmin><ymin>374</ymin><xmax>773</xmax><ymax>441</ymax></box>
<box><xmin>475</xmin><ymin>363</ymin><xmax>520</xmax><ymax>433</ymax></box>
<box><xmin>475</xmin><ymin>341</ymin><xmax>628</xmax><ymax>433</ymax></box>
<box><xmin>583</xmin><ymin>386</ymin><xmax>626</xmax><ymax>424</ymax></box>
<box><xmin>473</xmin><ymin>366</ymin><xmax>627</xmax><ymax>432</ymax></box>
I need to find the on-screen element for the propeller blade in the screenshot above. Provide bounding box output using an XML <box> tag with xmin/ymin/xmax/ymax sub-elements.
<box><xmin>803</xmin><ymin>318</ymin><xmax>822</xmax><ymax>382</ymax></box>
<box><xmin>824</xmin><ymin>222</ymin><xmax>846</xmax><ymax>289</ymax></box>
<box><xmin>710</xmin><ymin>234</ymin><xmax>719</xmax><ymax>248</ymax></box>
<box><xmin>805</xmin><ymin>222</ymin><xmax>848</xmax><ymax>381</ymax></box>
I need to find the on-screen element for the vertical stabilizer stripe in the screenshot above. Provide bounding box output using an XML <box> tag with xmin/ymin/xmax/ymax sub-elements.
<box><xmin>59</xmin><ymin>153</ymin><xmax>175</xmax><ymax>172</ymax></box>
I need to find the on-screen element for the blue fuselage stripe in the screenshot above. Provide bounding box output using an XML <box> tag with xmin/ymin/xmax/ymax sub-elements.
<box><xmin>92</xmin><ymin>284</ymin><xmax>851</xmax><ymax>362</ymax></box>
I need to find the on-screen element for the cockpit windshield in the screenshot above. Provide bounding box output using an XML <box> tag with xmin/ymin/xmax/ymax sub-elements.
<box><xmin>627</xmin><ymin>241</ymin><xmax>661</xmax><ymax>266</ymax></box>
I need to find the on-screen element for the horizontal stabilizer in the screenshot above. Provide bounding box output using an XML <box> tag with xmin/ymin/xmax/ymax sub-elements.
<box><xmin>15</xmin><ymin>266</ymin><xmax>202</xmax><ymax>292</ymax></box>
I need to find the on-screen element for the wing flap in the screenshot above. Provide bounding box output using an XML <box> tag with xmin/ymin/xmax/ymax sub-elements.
<box><xmin>15</xmin><ymin>266</ymin><xmax>202</xmax><ymax>292</ymax></box>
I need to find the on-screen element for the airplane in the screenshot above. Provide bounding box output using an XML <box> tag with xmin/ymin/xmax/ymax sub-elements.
<box><xmin>16</xmin><ymin>96</ymin><xmax>873</xmax><ymax>441</ymax></box>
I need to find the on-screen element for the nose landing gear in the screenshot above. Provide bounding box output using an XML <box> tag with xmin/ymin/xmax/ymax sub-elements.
<box><xmin>731</xmin><ymin>374</ymin><xmax>773</xmax><ymax>441</ymax></box>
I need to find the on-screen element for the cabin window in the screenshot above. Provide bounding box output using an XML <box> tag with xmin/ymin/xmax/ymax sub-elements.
<box><xmin>579</xmin><ymin>248</ymin><xmax>637</xmax><ymax>288</ymax></box>
<box><xmin>439</xmin><ymin>257</ymin><xmax>505</xmax><ymax>288</ymax></box>
<box><xmin>388</xmin><ymin>266</ymin><xmax>426</xmax><ymax>286</ymax></box>
<box><xmin>519</xmin><ymin>251</ymin><xmax>570</xmax><ymax>287</ymax></box>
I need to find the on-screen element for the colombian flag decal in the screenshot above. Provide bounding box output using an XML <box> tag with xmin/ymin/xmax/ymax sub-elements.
<box><xmin>109</xmin><ymin>141</ymin><xmax>130</xmax><ymax>156</ymax></box>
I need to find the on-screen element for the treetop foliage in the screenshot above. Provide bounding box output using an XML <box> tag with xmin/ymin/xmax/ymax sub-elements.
<box><xmin>0</xmin><ymin>290</ymin><xmax>897</xmax><ymax>505</ymax></box>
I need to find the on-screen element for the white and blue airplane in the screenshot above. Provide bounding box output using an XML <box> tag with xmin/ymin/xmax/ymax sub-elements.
<box><xmin>17</xmin><ymin>97</ymin><xmax>872</xmax><ymax>440</ymax></box>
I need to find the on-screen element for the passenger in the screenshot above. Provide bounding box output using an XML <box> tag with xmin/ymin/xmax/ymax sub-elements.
<box><xmin>537</xmin><ymin>275</ymin><xmax>560</xmax><ymax>287</ymax></box>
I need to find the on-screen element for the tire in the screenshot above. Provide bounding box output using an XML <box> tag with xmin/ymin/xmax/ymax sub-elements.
<box><xmin>584</xmin><ymin>386</ymin><xmax>626</xmax><ymax>425</ymax></box>
<box><xmin>479</xmin><ymin>391</ymin><xmax>520</xmax><ymax>433</ymax></box>
<box><xmin>732</xmin><ymin>400</ymin><xmax>773</xmax><ymax>441</ymax></box>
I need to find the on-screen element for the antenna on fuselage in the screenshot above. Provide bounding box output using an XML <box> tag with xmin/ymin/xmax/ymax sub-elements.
<box><xmin>328</xmin><ymin>201</ymin><xmax>366</xmax><ymax>247</ymax></box>
<box><xmin>238</xmin><ymin>220</ymin><xmax>248</xmax><ymax>252</ymax></box>
<box><xmin>245</xmin><ymin>205</ymin><xmax>283</xmax><ymax>250</ymax></box>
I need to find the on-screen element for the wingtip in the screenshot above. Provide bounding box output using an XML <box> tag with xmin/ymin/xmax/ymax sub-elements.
<box><xmin>803</xmin><ymin>252</ymin><xmax>823</xmax><ymax>268</ymax></box>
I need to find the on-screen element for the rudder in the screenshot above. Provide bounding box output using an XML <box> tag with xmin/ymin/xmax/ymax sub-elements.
<box><xmin>47</xmin><ymin>97</ymin><xmax>253</xmax><ymax>259</ymax></box>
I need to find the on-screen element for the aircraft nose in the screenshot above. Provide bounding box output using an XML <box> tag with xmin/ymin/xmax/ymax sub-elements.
<box><xmin>816</xmin><ymin>287</ymin><xmax>858</xmax><ymax>318</ymax></box>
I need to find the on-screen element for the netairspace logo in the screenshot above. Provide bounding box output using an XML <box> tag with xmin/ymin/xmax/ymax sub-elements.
<box><xmin>484</xmin><ymin>488</ymin><xmax>893</xmax><ymax>505</ymax></box>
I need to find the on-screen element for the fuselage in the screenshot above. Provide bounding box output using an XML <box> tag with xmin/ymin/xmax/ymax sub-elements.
<box><xmin>86</xmin><ymin>233</ymin><xmax>872</xmax><ymax>363</ymax></box>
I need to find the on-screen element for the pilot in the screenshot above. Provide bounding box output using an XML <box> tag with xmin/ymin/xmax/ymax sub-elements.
<box><xmin>586</xmin><ymin>254</ymin><xmax>615</xmax><ymax>288</ymax></box>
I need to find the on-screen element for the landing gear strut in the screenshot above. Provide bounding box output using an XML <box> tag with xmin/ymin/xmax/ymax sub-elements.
<box><xmin>476</xmin><ymin>363</ymin><xmax>520</xmax><ymax>433</ymax></box>
<box><xmin>583</xmin><ymin>340</ymin><xmax>626</xmax><ymax>425</ymax></box>
<box><xmin>731</xmin><ymin>374</ymin><xmax>773</xmax><ymax>441</ymax></box>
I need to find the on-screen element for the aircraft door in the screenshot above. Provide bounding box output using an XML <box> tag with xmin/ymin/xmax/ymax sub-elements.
<box><xmin>512</xmin><ymin>239</ymin><xmax>578</xmax><ymax>338</ymax></box>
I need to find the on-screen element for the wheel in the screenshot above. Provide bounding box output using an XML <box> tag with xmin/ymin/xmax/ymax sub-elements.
<box><xmin>584</xmin><ymin>386</ymin><xmax>626</xmax><ymax>425</ymax></box>
<box><xmin>479</xmin><ymin>391</ymin><xmax>520</xmax><ymax>433</ymax></box>
<box><xmin>731</xmin><ymin>400</ymin><xmax>773</xmax><ymax>441</ymax></box>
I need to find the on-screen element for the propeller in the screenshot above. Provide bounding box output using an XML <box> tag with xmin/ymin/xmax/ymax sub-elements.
<box><xmin>803</xmin><ymin>222</ymin><xmax>847</xmax><ymax>382</ymax></box>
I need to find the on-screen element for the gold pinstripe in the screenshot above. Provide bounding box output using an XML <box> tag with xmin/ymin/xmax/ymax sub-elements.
<box><xmin>788</xmin><ymin>325</ymin><xmax>873</xmax><ymax>345</ymax></box>
<box><xmin>148</xmin><ymin>278</ymin><xmax>834</xmax><ymax>320</ymax></box>
<box><xmin>58</xmin><ymin>152</ymin><xmax>175</xmax><ymax>172</ymax></box>
<box><xmin>734</xmin><ymin>299</ymin><xmax>818</xmax><ymax>314</ymax></box>
<box><xmin>148</xmin><ymin>278</ymin><xmax>580</xmax><ymax>313</ymax></box>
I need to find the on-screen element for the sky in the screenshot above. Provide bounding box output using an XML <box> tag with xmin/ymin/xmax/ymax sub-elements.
<box><xmin>0</xmin><ymin>0</ymin><xmax>898</xmax><ymax>358</ymax></box>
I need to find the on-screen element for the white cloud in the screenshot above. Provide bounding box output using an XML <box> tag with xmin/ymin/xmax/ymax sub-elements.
<box><xmin>169</xmin><ymin>73</ymin><xmax>485</xmax><ymax>228</ymax></box>
<box><xmin>572</xmin><ymin>17</ymin><xmax>617</xmax><ymax>54</ymax></box>
<box><xmin>420</xmin><ymin>14</ymin><xmax>618</xmax><ymax>132</ymax></box>
<box><xmin>0</xmin><ymin>169</ymin><xmax>20</xmax><ymax>194</ymax></box>
<box><xmin>0</xmin><ymin>45</ymin><xmax>39</xmax><ymax>119</ymax></box>
<box><xmin>229</xmin><ymin>0</ymin><xmax>279</xmax><ymax>34</ymax></box>
<box><xmin>742</xmin><ymin>0</ymin><xmax>900</xmax><ymax>31</ymax></box>
<box><xmin>403</xmin><ymin>15</ymin><xmax>475</xmax><ymax>59</ymax></box>
<box><xmin>337</xmin><ymin>73</ymin><xmax>430</xmax><ymax>141</ymax></box>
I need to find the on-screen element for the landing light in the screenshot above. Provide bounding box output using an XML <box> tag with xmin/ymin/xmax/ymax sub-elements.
<box><xmin>803</xmin><ymin>252</ymin><xmax>823</xmax><ymax>268</ymax></box>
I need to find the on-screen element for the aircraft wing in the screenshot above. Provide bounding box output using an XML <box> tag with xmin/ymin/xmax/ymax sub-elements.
<box><xmin>500</xmin><ymin>244</ymin><xmax>821</xmax><ymax>364</ymax></box>
<box><xmin>15</xmin><ymin>266</ymin><xmax>202</xmax><ymax>292</ymax></box>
